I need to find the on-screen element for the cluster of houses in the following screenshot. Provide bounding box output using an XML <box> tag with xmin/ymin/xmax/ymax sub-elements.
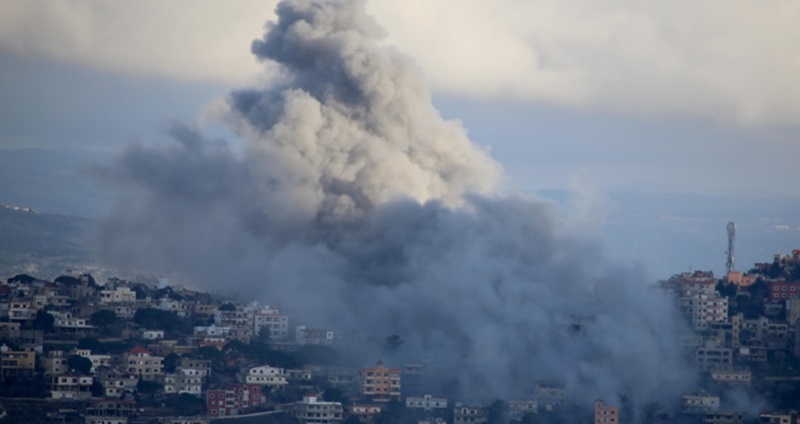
<box><xmin>658</xmin><ymin>249</ymin><xmax>800</xmax><ymax>423</ymax></box>
<box><xmin>2</xmin><ymin>249</ymin><xmax>800</xmax><ymax>423</ymax></box>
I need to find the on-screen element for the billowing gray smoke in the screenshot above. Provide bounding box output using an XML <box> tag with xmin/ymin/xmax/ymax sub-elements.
<box><xmin>97</xmin><ymin>0</ymin><xmax>694</xmax><ymax>409</ymax></box>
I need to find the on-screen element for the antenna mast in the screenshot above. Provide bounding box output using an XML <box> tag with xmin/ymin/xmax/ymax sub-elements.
<box><xmin>726</xmin><ymin>221</ymin><xmax>736</xmax><ymax>273</ymax></box>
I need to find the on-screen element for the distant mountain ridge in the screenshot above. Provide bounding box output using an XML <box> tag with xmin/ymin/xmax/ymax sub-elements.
<box><xmin>0</xmin><ymin>204</ymin><xmax>92</xmax><ymax>277</ymax></box>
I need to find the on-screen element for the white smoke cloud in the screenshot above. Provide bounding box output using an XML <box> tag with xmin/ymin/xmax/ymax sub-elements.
<box><xmin>2</xmin><ymin>0</ymin><xmax>799</xmax><ymax>125</ymax></box>
<box><xmin>95</xmin><ymin>0</ymin><xmax>695</xmax><ymax>410</ymax></box>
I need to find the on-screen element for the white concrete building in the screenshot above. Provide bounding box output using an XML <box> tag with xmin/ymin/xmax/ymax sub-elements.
<box><xmin>141</xmin><ymin>330</ymin><xmax>165</xmax><ymax>340</ymax></box>
<box><xmin>50</xmin><ymin>375</ymin><xmax>93</xmax><ymax>400</ymax></box>
<box><xmin>252</xmin><ymin>306</ymin><xmax>289</xmax><ymax>340</ymax></box>
<box><xmin>682</xmin><ymin>391</ymin><xmax>720</xmax><ymax>413</ymax></box>
<box><xmin>283</xmin><ymin>395</ymin><xmax>343</xmax><ymax>424</ymax></box>
<box><xmin>74</xmin><ymin>349</ymin><xmax>111</xmax><ymax>373</ymax></box>
<box><xmin>296</xmin><ymin>325</ymin><xmax>334</xmax><ymax>346</ymax></box>
<box><xmin>406</xmin><ymin>394</ymin><xmax>448</xmax><ymax>411</ymax></box>
<box><xmin>682</xmin><ymin>294</ymin><xmax>728</xmax><ymax>331</ymax></box>
<box><xmin>123</xmin><ymin>346</ymin><xmax>164</xmax><ymax>380</ymax></box>
<box><xmin>245</xmin><ymin>365</ymin><xmax>288</xmax><ymax>388</ymax></box>
<box><xmin>164</xmin><ymin>372</ymin><xmax>203</xmax><ymax>395</ymax></box>
<box><xmin>99</xmin><ymin>287</ymin><xmax>136</xmax><ymax>304</ymax></box>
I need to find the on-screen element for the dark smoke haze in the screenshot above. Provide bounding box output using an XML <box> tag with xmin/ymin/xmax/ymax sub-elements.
<box><xmin>96</xmin><ymin>0</ymin><xmax>695</xmax><ymax>409</ymax></box>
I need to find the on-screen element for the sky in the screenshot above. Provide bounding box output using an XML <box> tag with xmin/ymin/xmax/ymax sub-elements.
<box><xmin>0</xmin><ymin>0</ymin><xmax>799</xmax><ymax>277</ymax></box>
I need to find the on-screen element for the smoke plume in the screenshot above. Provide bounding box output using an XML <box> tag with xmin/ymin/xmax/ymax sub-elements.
<box><xmin>97</xmin><ymin>0</ymin><xmax>694</xmax><ymax>408</ymax></box>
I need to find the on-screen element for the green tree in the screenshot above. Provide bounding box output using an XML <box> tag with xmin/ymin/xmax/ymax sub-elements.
<box><xmin>715</xmin><ymin>280</ymin><xmax>737</xmax><ymax>298</ymax></box>
<box><xmin>137</xmin><ymin>379</ymin><xmax>163</xmax><ymax>394</ymax></box>
<box><xmin>375</xmin><ymin>399</ymin><xmax>408</xmax><ymax>424</ymax></box>
<box><xmin>196</xmin><ymin>346</ymin><xmax>225</xmax><ymax>363</ymax></box>
<box><xmin>32</xmin><ymin>309</ymin><xmax>54</xmax><ymax>332</ymax></box>
<box><xmin>7</xmin><ymin>274</ymin><xmax>35</xmax><ymax>284</ymax></box>
<box><xmin>164</xmin><ymin>353</ymin><xmax>180</xmax><ymax>373</ymax></box>
<box><xmin>91</xmin><ymin>379</ymin><xmax>104</xmax><ymax>397</ymax></box>
<box><xmin>133</xmin><ymin>308</ymin><xmax>188</xmax><ymax>335</ymax></box>
<box><xmin>90</xmin><ymin>309</ymin><xmax>117</xmax><ymax>327</ymax></box>
<box><xmin>323</xmin><ymin>387</ymin><xmax>350</xmax><ymax>407</ymax></box>
<box><xmin>67</xmin><ymin>355</ymin><xmax>93</xmax><ymax>374</ymax></box>
<box><xmin>165</xmin><ymin>393</ymin><xmax>206</xmax><ymax>416</ymax></box>
<box><xmin>54</xmin><ymin>275</ymin><xmax>81</xmax><ymax>286</ymax></box>
<box><xmin>218</xmin><ymin>303</ymin><xmax>237</xmax><ymax>311</ymax></box>
<box><xmin>78</xmin><ymin>336</ymin><xmax>102</xmax><ymax>351</ymax></box>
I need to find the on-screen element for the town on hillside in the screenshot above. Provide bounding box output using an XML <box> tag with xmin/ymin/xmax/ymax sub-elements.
<box><xmin>2</xmin><ymin>249</ymin><xmax>800</xmax><ymax>423</ymax></box>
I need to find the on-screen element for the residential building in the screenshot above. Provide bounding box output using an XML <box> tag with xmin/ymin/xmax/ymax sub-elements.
<box><xmin>99</xmin><ymin>287</ymin><xmax>136</xmax><ymax>304</ymax></box>
<box><xmin>349</xmin><ymin>404</ymin><xmax>383</xmax><ymax>422</ymax></box>
<box><xmin>594</xmin><ymin>400</ymin><xmax>619</xmax><ymax>424</ymax></box>
<box><xmin>453</xmin><ymin>403</ymin><xmax>488</xmax><ymax>424</ymax></box>
<box><xmin>96</xmin><ymin>368</ymin><xmax>138</xmax><ymax>398</ymax></box>
<box><xmin>0</xmin><ymin>344</ymin><xmax>35</xmax><ymax>378</ymax></box>
<box><xmin>507</xmin><ymin>399</ymin><xmax>538</xmax><ymax>421</ymax></box>
<box><xmin>122</xmin><ymin>346</ymin><xmax>164</xmax><ymax>380</ymax></box>
<box><xmin>682</xmin><ymin>294</ymin><xmax>728</xmax><ymax>331</ymax></box>
<box><xmin>251</xmin><ymin>305</ymin><xmax>289</xmax><ymax>340</ymax></box>
<box><xmin>534</xmin><ymin>382</ymin><xmax>569</xmax><ymax>410</ymax></box>
<box><xmin>682</xmin><ymin>391</ymin><xmax>720</xmax><ymax>413</ymax></box>
<box><xmin>50</xmin><ymin>375</ymin><xmax>93</xmax><ymax>400</ymax></box>
<box><xmin>296</xmin><ymin>325</ymin><xmax>334</xmax><ymax>346</ymax></box>
<box><xmin>44</xmin><ymin>350</ymin><xmax>70</xmax><ymax>376</ymax></box>
<box><xmin>164</xmin><ymin>372</ymin><xmax>203</xmax><ymax>395</ymax></box>
<box><xmin>710</xmin><ymin>369</ymin><xmax>752</xmax><ymax>386</ymax></box>
<box><xmin>360</xmin><ymin>360</ymin><xmax>401</xmax><ymax>402</ymax></box>
<box><xmin>695</xmin><ymin>345</ymin><xmax>733</xmax><ymax>372</ymax></box>
<box><xmin>406</xmin><ymin>394</ymin><xmax>448</xmax><ymax>412</ymax></box>
<box><xmin>206</xmin><ymin>384</ymin><xmax>264</xmax><ymax>417</ymax></box>
<box><xmin>245</xmin><ymin>365</ymin><xmax>288</xmax><ymax>388</ymax></box>
<box><xmin>283</xmin><ymin>394</ymin><xmax>343</xmax><ymax>424</ymax></box>
<box><xmin>8</xmin><ymin>301</ymin><xmax>33</xmax><ymax>321</ymax></box>
<box><xmin>759</xmin><ymin>413</ymin><xmax>793</xmax><ymax>424</ymax></box>
<box><xmin>141</xmin><ymin>330</ymin><xmax>165</xmax><ymax>340</ymax></box>
<box><xmin>704</xmin><ymin>411</ymin><xmax>746</xmax><ymax>424</ymax></box>
<box><xmin>74</xmin><ymin>349</ymin><xmax>111</xmax><ymax>373</ymax></box>
<box><xmin>768</xmin><ymin>281</ymin><xmax>800</xmax><ymax>302</ymax></box>
<box><xmin>178</xmin><ymin>358</ymin><xmax>211</xmax><ymax>382</ymax></box>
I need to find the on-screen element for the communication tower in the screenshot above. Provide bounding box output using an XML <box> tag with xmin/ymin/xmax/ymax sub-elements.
<box><xmin>726</xmin><ymin>221</ymin><xmax>736</xmax><ymax>272</ymax></box>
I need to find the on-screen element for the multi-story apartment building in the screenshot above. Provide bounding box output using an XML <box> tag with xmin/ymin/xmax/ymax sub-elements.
<box><xmin>296</xmin><ymin>325</ymin><xmax>334</xmax><ymax>346</ymax></box>
<box><xmin>123</xmin><ymin>346</ymin><xmax>164</xmax><ymax>380</ymax></box>
<box><xmin>769</xmin><ymin>281</ymin><xmax>800</xmax><ymax>302</ymax></box>
<box><xmin>682</xmin><ymin>294</ymin><xmax>728</xmax><ymax>331</ymax></box>
<box><xmin>8</xmin><ymin>301</ymin><xmax>33</xmax><ymax>321</ymax></box>
<box><xmin>206</xmin><ymin>384</ymin><xmax>264</xmax><ymax>417</ymax></box>
<box><xmin>594</xmin><ymin>400</ymin><xmax>619</xmax><ymax>424</ymax></box>
<box><xmin>99</xmin><ymin>287</ymin><xmax>136</xmax><ymax>304</ymax></box>
<box><xmin>245</xmin><ymin>365</ymin><xmax>288</xmax><ymax>388</ymax></box>
<box><xmin>252</xmin><ymin>306</ymin><xmax>289</xmax><ymax>340</ymax></box>
<box><xmin>50</xmin><ymin>375</ymin><xmax>93</xmax><ymax>400</ymax></box>
<box><xmin>682</xmin><ymin>391</ymin><xmax>720</xmax><ymax>414</ymax></box>
<box><xmin>283</xmin><ymin>394</ymin><xmax>343</xmax><ymax>424</ymax></box>
<box><xmin>96</xmin><ymin>368</ymin><xmax>138</xmax><ymax>398</ymax></box>
<box><xmin>164</xmin><ymin>372</ymin><xmax>203</xmax><ymax>396</ymax></box>
<box><xmin>453</xmin><ymin>403</ymin><xmax>488</xmax><ymax>424</ymax></box>
<box><xmin>406</xmin><ymin>394</ymin><xmax>448</xmax><ymax>412</ymax></box>
<box><xmin>360</xmin><ymin>360</ymin><xmax>401</xmax><ymax>402</ymax></box>
<box><xmin>0</xmin><ymin>344</ymin><xmax>35</xmax><ymax>378</ymax></box>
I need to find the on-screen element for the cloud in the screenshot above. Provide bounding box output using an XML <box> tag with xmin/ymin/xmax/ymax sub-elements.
<box><xmin>2</xmin><ymin>0</ymin><xmax>799</xmax><ymax>125</ymax></box>
<box><xmin>95</xmin><ymin>0</ymin><xmax>696</xmax><ymax>409</ymax></box>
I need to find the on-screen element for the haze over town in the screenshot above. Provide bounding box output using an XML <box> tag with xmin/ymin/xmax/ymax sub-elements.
<box><xmin>0</xmin><ymin>1</ymin><xmax>799</xmax><ymax>423</ymax></box>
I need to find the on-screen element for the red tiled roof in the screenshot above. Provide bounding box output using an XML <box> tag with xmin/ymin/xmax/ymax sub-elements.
<box><xmin>128</xmin><ymin>346</ymin><xmax>151</xmax><ymax>354</ymax></box>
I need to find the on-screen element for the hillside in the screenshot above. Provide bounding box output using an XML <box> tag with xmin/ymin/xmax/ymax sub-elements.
<box><xmin>0</xmin><ymin>205</ymin><xmax>92</xmax><ymax>277</ymax></box>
